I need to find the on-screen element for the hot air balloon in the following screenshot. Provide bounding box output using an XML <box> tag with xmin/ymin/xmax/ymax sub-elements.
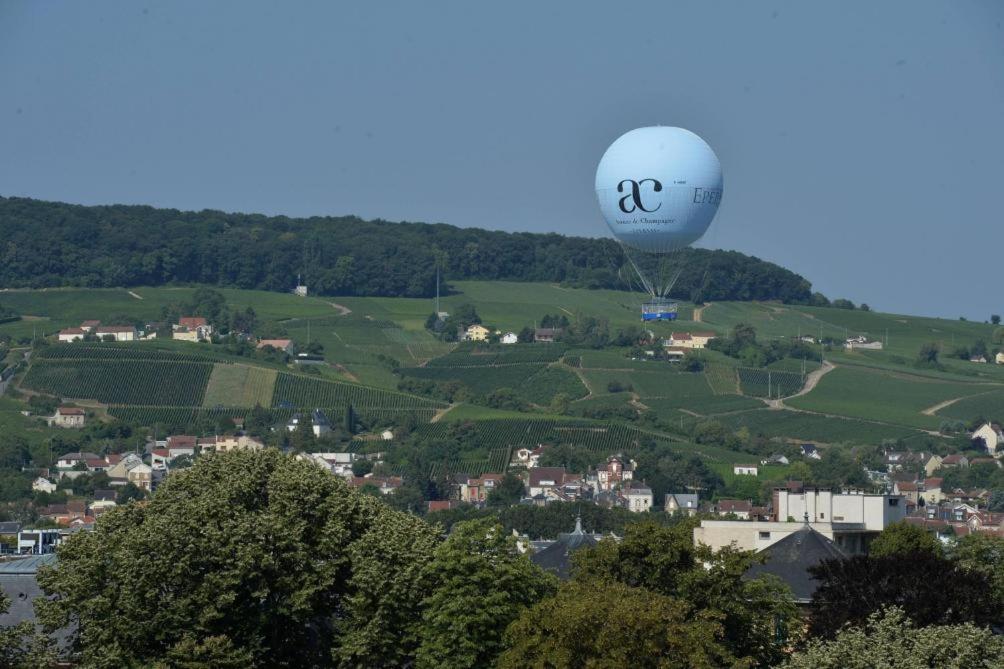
<box><xmin>595</xmin><ymin>126</ymin><xmax>723</xmax><ymax>321</ymax></box>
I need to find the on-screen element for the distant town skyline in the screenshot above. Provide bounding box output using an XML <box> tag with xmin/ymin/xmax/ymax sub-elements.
<box><xmin>1</xmin><ymin>1</ymin><xmax>1002</xmax><ymax>319</ymax></box>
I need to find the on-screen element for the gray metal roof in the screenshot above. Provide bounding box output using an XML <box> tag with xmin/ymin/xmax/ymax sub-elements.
<box><xmin>0</xmin><ymin>522</ymin><xmax>22</xmax><ymax>534</ymax></box>
<box><xmin>0</xmin><ymin>554</ymin><xmax>58</xmax><ymax>574</ymax></box>
<box><xmin>744</xmin><ymin>526</ymin><xmax>845</xmax><ymax>603</ymax></box>
<box><xmin>529</xmin><ymin>517</ymin><xmax>598</xmax><ymax>580</ymax></box>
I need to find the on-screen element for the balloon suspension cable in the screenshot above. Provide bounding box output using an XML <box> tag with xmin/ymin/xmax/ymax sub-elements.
<box><xmin>655</xmin><ymin>257</ymin><xmax>685</xmax><ymax>299</ymax></box>
<box><xmin>619</xmin><ymin>244</ymin><xmax>656</xmax><ymax>298</ymax></box>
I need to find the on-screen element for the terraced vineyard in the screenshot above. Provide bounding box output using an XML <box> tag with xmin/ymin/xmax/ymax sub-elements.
<box><xmin>24</xmin><ymin>359</ymin><xmax>213</xmax><ymax>406</ymax></box>
<box><xmin>426</xmin><ymin>344</ymin><xmax>567</xmax><ymax>367</ymax></box>
<box><xmin>108</xmin><ymin>406</ymin><xmax>296</xmax><ymax>427</ymax></box>
<box><xmin>24</xmin><ymin>345</ymin><xmax>444</xmax><ymax>423</ymax></box>
<box><xmin>715</xmin><ymin>408</ymin><xmax>923</xmax><ymax>444</ymax></box>
<box><xmin>934</xmin><ymin>389</ymin><xmax>1004</xmax><ymax>422</ymax></box>
<box><xmin>785</xmin><ymin>365</ymin><xmax>997</xmax><ymax>430</ymax></box>
<box><xmin>203</xmin><ymin>364</ymin><xmax>277</xmax><ymax>408</ymax></box>
<box><xmin>34</xmin><ymin>343</ymin><xmax>221</xmax><ymax>362</ymax></box>
<box><xmin>738</xmin><ymin>367</ymin><xmax>805</xmax><ymax>399</ymax></box>
<box><xmin>271</xmin><ymin>372</ymin><xmax>444</xmax><ymax>412</ymax></box>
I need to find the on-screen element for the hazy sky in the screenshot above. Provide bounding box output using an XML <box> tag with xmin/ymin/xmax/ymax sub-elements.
<box><xmin>2</xmin><ymin>1</ymin><xmax>1002</xmax><ymax>318</ymax></box>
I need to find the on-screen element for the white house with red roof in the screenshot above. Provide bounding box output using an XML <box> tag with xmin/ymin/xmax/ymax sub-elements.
<box><xmin>173</xmin><ymin>316</ymin><xmax>213</xmax><ymax>342</ymax></box>
<box><xmin>57</xmin><ymin>327</ymin><xmax>86</xmax><ymax>342</ymax></box>
<box><xmin>94</xmin><ymin>325</ymin><xmax>136</xmax><ymax>341</ymax></box>
<box><xmin>664</xmin><ymin>331</ymin><xmax>717</xmax><ymax>349</ymax></box>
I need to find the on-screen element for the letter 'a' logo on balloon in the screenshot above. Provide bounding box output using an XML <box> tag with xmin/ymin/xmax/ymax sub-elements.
<box><xmin>617</xmin><ymin>179</ymin><xmax>663</xmax><ymax>214</ymax></box>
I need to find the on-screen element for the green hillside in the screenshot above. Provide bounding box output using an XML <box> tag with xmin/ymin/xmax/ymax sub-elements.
<box><xmin>4</xmin><ymin>281</ymin><xmax>1003</xmax><ymax>454</ymax></box>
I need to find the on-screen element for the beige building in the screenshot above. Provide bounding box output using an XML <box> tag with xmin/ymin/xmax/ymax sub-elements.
<box><xmin>996</xmin><ymin>352</ymin><xmax>1004</xmax><ymax>365</ymax></box>
<box><xmin>94</xmin><ymin>325</ymin><xmax>136</xmax><ymax>341</ymax></box>
<box><xmin>197</xmin><ymin>435</ymin><xmax>265</xmax><ymax>453</ymax></box>
<box><xmin>774</xmin><ymin>489</ymin><xmax>905</xmax><ymax>528</ymax></box>
<box><xmin>922</xmin><ymin>477</ymin><xmax>944</xmax><ymax>505</ymax></box>
<box><xmin>57</xmin><ymin>327</ymin><xmax>86</xmax><ymax>342</ymax></box>
<box><xmin>463</xmin><ymin>324</ymin><xmax>490</xmax><ymax>342</ymax></box>
<box><xmin>972</xmin><ymin>422</ymin><xmax>1004</xmax><ymax>458</ymax></box>
<box><xmin>695</xmin><ymin>490</ymin><xmax>907</xmax><ymax>556</ymax></box>
<box><xmin>53</xmin><ymin>406</ymin><xmax>85</xmax><ymax>428</ymax></box>
<box><xmin>664</xmin><ymin>331</ymin><xmax>717</xmax><ymax>349</ymax></box>
<box><xmin>173</xmin><ymin>316</ymin><xmax>213</xmax><ymax>342</ymax></box>
<box><xmin>694</xmin><ymin>519</ymin><xmax>877</xmax><ymax>556</ymax></box>
<box><xmin>127</xmin><ymin>463</ymin><xmax>153</xmax><ymax>491</ymax></box>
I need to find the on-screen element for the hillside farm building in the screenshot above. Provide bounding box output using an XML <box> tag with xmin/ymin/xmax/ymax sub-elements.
<box><xmin>664</xmin><ymin>331</ymin><xmax>716</xmax><ymax>349</ymax></box>
<box><xmin>52</xmin><ymin>407</ymin><xmax>85</xmax><ymax>428</ymax></box>
<box><xmin>172</xmin><ymin>317</ymin><xmax>213</xmax><ymax>342</ymax></box>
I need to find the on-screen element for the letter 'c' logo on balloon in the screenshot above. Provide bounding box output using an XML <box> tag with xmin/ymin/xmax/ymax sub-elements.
<box><xmin>617</xmin><ymin>179</ymin><xmax>663</xmax><ymax>214</ymax></box>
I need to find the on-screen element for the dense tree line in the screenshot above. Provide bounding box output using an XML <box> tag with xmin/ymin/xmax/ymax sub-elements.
<box><xmin>0</xmin><ymin>196</ymin><xmax>816</xmax><ymax>302</ymax></box>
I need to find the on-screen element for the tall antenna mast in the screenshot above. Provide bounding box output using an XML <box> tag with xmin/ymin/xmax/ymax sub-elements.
<box><xmin>435</xmin><ymin>263</ymin><xmax>440</xmax><ymax>314</ymax></box>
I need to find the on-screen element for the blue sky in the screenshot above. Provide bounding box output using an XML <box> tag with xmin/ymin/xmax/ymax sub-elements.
<box><xmin>1</xmin><ymin>1</ymin><xmax>1002</xmax><ymax>318</ymax></box>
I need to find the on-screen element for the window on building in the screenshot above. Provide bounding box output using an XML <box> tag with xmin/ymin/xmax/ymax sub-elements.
<box><xmin>888</xmin><ymin>498</ymin><xmax>899</xmax><ymax>506</ymax></box>
<box><xmin>759</xmin><ymin>531</ymin><xmax>771</xmax><ymax>540</ymax></box>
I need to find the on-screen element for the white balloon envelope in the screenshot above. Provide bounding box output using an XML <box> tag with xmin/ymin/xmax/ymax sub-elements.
<box><xmin>595</xmin><ymin>126</ymin><xmax>723</xmax><ymax>255</ymax></box>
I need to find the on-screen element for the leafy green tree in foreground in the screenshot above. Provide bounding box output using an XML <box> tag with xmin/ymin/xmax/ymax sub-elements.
<box><xmin>36</xmin><ymin>449</ymin><xmax>438</xmax><ymax>667</ymax></box>
<box><xmin>784</xmin><ymin>607</ymin><xmax>1004</xmax><ymax>669</ymax></box>
<box><xmin>486</xmin><ymin>473</ymin><xmax>525</xmax><ymax>508</ymax></box>
<box><xmin>498</xmin><ymin>580</ymin><xmax>740</xmax><ymax>669</ymax></box>
<box><xmin>570</xmin><ymin>520</ymin><xmax>798</xmax><ymax>667</ymax></box>
<box><xmin>868</xmin><ymin>521</ymin><xmax>942</xmax><ymax>558</ymax></box>
<box><xmin>808</xmin><ymin>553</ymin><xmax>1000</xmax><ymax>638</ymax></box>
<box><xmin>952</xmin><ymin>532</ymin><xmax>1004</xmax><ymax>609</ymax></box>
<box><xmin>416</xmin><ymin>519</ymin><xmax>556</xmax><ymax>669</ymax></box>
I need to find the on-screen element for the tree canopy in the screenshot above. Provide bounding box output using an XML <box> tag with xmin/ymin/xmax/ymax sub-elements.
<box><xmin>784</xmin><ymin>607</ymin><xmax>1004</xmax><ymax>669</ymax></box>
<box><xmin>868</xmin><ymin>521</ymin><xmax>942</xmax><ymax>558</ymax></box>
<box><xmin>0</xmin><ymin>196</ymin><xmax>817</xmax><ymax>303</ymax></box>
<box><xmin>808</xmin><ymin>553</ymin><xmax>1001</xmax><ymax>638</ymax></box>
<box><xmin>36</xmin><ymin>450</ymin><xmax>440</xmax><ymax>667</ymax></box>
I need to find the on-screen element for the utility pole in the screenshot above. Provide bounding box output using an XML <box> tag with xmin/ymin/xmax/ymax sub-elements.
<box><xmin>435</xmin><ymin>264</ymin><xmax>440</xmax><ymax>315</ymax></box>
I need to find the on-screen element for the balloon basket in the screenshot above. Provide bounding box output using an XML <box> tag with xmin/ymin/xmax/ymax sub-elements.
<box><xmin>641</xmin><ymin>299</ymin><xmax>677</xmax><ymax>321</ymax></box>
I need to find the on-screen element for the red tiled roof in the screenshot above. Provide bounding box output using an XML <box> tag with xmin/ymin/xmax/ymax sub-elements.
<box><xmin>529</xmin><ymin>467</ymin><xmax>569</xmax><ymax>487</ymax></box>
<box><xmin>924</xmin><ymin>478</ymin><xmax>944</xmax><ymax>488</ymax></box>
<box><xmin>151</xmin><ymin>449</ymin><xmax>170</xmax><ymax>457</ymax></box>
<box><xmin>96</xmin><ymin>325</ymin><xmax>135</xmax><ymax>333</ymax></box>
<box><xmin>427</xmin><ymin>500</ymin><xmax>457</xmax><ymax>512</ymax></box>
<box><xmin>718</xmin><ymin>499</ymin><xmax>752</xmax><ymax>513</ymax></box>
<box><xmin>179</xmin><ymin>317</ymin><xmax>208</xmax><ymax>328</ymax></box>
<box><xmin>57</xmin><ymin>407</ymin><xmax>85</xmax><ymax>415</ymax></box>
<box><xmin>167</xmin><ymin>435</ymin><xmax>197</xmax><ymax>448</ymax></box>
<box><xmin>59</xmin><ymin>327</ymin><xmax>86</xmax><ymax>335</ymax></box>
<box><xmin>896</xmin><ymin>482</ymin><xmax>919</xmax><ymax>492</ymax></box>
<box><xmin>942</xmin><ymin>454</ymin><xmax>967</xmax><ymax>464</ymax></box>
<box><xmin>257</xmin><ymin>339</ymin><xmax>293</xmax><ymax>349</ymax></box>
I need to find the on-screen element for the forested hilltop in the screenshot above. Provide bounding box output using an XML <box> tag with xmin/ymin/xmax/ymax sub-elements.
<box><xmin>0</xmin><ymin>196</ymin><xmax>817</xmax><ymax>303</ymax></box>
